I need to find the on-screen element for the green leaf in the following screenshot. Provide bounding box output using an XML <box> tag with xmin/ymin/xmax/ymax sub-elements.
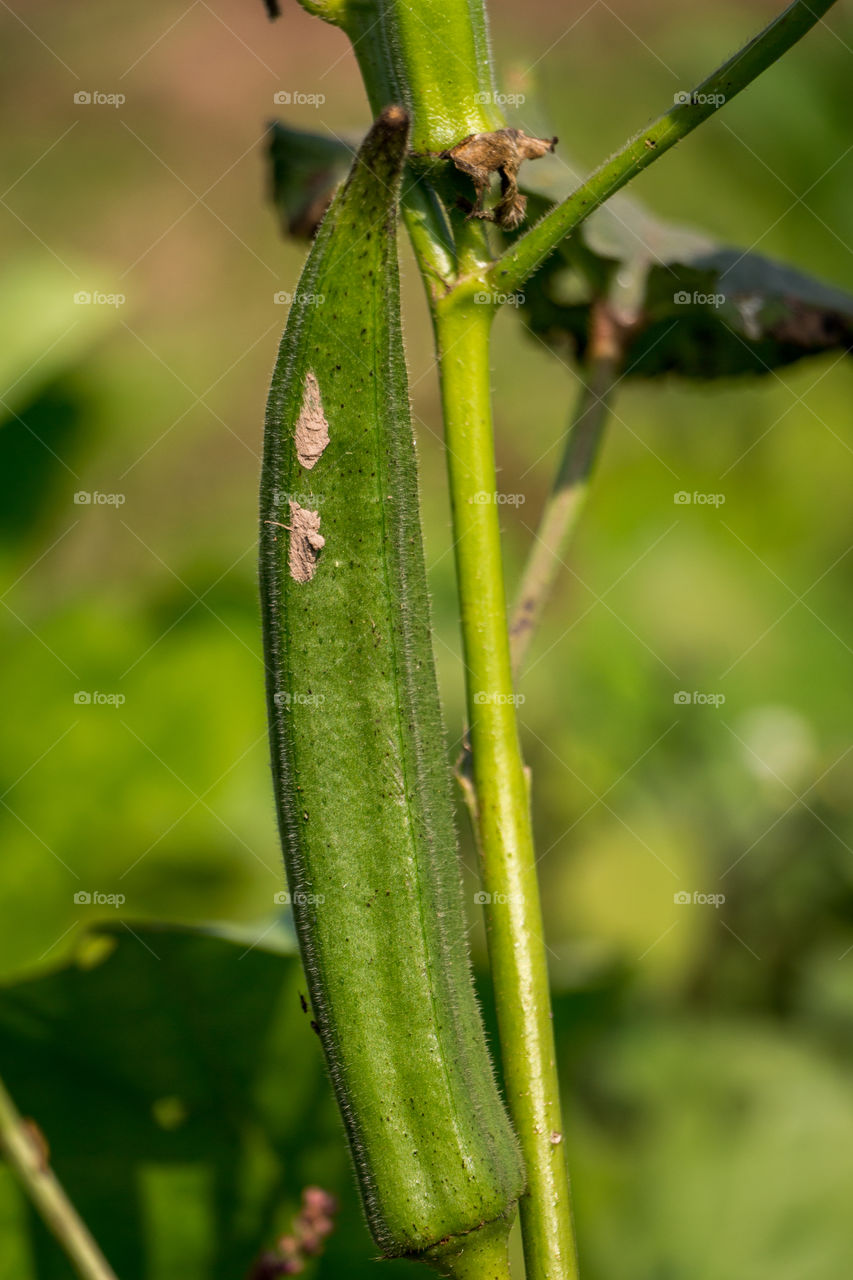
<box><xmin>0</xmin><ymin>922</ymin><xmax>423</xmax><ymax>1280</ymax></box>
<box><xmin>517</xmin><ymin>171</ymin><xmax>853</xmax><ymax>378</ymax></box>
<box><xmin>267</xmin><ymin>123</ymin><xmax>354</xmax><ymax>240</ymax></box>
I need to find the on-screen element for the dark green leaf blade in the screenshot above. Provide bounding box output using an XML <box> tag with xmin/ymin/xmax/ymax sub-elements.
<box><xmin>267</xmin><ymin>122</ymin><xmax>354</xmax><ymax>240</ymax></box>
<box><xmin>517</xmin><ymin>168</ymin><xmax>853</xmax><ymax>379</ymax></box>
<box><xmin>0</xmin><ymin>922</ymin><xmax>416</xmax><ymax>1280</ymax></box>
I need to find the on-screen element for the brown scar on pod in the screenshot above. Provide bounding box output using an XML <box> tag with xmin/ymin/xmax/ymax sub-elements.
<box><xmin>438</xmin><ymin>129</ymin><xmax>558</xmax><ymax>229</ymax></box>
<box><xmin>287</xmin><ymin>501</ymin><xmax>325</xmax><ymax>582</ymax></box>
<box><xmin>265</xmin><ymin>499</ymin><xmax>325</xmax><ymax>583</ymax></box>
<box><xmin>264</xmin><ymin>368</ymin><xmax>330</xmax><ymax>582</ymax></box>
<box><xmin>295</xmin><ymin>370</ymin><xmax>330</xmax><ymax>469</ymax></box>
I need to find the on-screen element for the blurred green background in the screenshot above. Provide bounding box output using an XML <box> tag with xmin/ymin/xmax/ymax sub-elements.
<box><xmin>1</xmin><ymin>1</ymin><xmax>852</xmax><ymax>1276</ymax></box>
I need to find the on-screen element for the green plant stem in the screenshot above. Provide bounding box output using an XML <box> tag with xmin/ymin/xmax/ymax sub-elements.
<box><xmin>510</xmin><ymin>308</ymin><xmax>623</xmax><ymax>677</ymax></box>
<box><xmin>401</xmin><ymin>177</ymin><xmax>457</xmax><ymax>299</ymax></box>
<box><xmin>0</xmin><ymin>1076</ymin><xmax>119</xmax><ymax>1280</ymax></box>
<box><xmin>426</xmin><ymin>1217</ymin><xmax>514</xmax><ymax>1280</ymax></box>
<box><xmin>490</xmin><ymin>0</ymin><xmax>840</xmax><ymax>296</ymax></box>
<box><xmin>333</xmin><ymin>0</ymin><xmax>505</xmax><ymax>153</ymax></box>
<box><xmin>433</xmin><ymin>287</ymin><xmax>579</xmax><ymax>1280</ymax></box>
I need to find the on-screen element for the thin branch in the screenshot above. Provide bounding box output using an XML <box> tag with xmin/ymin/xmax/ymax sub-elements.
<box><xmin>511</xmin><ymin>302</ymin><xmax>626</xmax><ymax>676</ymax></box>
<box><xmin>0</xmin><ymin>1076</ymin><xmax>119</xmax><ymax>1280</ymax></box>
<box><xmin>489</xmin><ymin>0</ymin><xmax>840</xmax><ymax>296</ymax></box>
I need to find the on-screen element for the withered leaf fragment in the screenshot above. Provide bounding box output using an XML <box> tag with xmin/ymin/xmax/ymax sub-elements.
<box><xmin>442</xmin><ymin>129</ymin><xmax>557</xmax><ymax>229</ymax></box>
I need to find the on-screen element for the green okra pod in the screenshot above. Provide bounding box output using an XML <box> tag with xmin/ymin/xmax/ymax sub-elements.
<box><xmin>259</xmin><ymin>106</ymin><xmax>523</xmax><ymax>1268</ymax></box>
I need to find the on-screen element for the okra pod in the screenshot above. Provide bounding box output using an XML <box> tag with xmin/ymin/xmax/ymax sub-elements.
<box><xmin>259</xmin><ymin>107</ymin><xmax>523</xmax><ymax>1268</ymax></box>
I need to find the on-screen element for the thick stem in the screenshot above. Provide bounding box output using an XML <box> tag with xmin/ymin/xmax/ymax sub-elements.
<box><xmin>511</xmin><ymin>304</ymin><xmax>624</xmax><ymax>677</ymax></box>
<box><xmin>337</xmin><ymin>0</ymin><xmax>505</xmax><ymax>152</ymax></box>
<box><xmin>323</xmin><ymin>0</ymin><xmax>506</xmax><ymax>301</ymax></box>
<box><xmin>434</xmin><ymin>288</ymin><xmax>579</xmax><ymax>1280</ymax></box>
<box><xmin>0</xmin><ymin>1077</ymin><xmax>119</xmax><ymax>1280</ymax></box>
<box><xmin>490</xmin><ymin>0</ymin><xmax>840</xmax><ymax>295</ymax></box>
